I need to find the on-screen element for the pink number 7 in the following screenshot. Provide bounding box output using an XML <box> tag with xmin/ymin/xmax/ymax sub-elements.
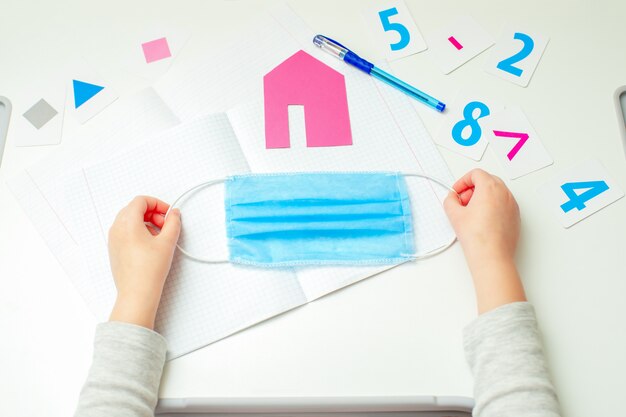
<box><xmin>492</xmin><ymin>130</ymin><xmax>529</xmax><ymax>160</ymax></box>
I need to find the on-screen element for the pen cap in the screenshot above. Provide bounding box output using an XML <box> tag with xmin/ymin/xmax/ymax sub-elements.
<box><xmin>313</xmin><ymin>35</ymin><xmax>347</xmax><ymax>59</ymax></box>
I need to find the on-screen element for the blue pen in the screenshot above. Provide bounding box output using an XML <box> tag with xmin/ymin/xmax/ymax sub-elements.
<box><xmin>313</xmin><ymin>35</ymin><xmax>445</xmax><ymax>112</ymax></box>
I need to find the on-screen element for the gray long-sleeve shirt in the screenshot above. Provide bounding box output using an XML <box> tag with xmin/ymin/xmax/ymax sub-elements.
<box><xmin>74</xmin><ymin>302</ymin><xmax>561</xmax><ymax>417</ymax></box>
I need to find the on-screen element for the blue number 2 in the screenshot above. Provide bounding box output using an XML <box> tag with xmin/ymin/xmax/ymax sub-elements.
<box><xmin>378</xmin><ymin>8</ymin><xmax>410</xmax><ymax>51</ymax></box>
<box><xmin>496</xmin><ymin>32</ymin><xmax>535</xmax><ymax>77</ymax></box>
<box><xmin>560</xmin><ymin>181</ymin><xmax>609</xmax><ymax>213</ymax></box>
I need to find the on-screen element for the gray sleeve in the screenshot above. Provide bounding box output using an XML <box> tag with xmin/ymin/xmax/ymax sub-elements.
<box><xmin>74</xmin><ymin>321</ymin><xmax>167</xmax><ymax>417</ymax></box>
<box><xmin>463</xmin><ymin>302</ymin><xmax>561</xmax><ymax>417</ymax></box>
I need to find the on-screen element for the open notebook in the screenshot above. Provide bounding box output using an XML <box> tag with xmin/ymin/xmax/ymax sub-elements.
<box><xmin>9</xmin><ymin>5</ymin><xmax>454</xmax><ymax>359</ymax></box>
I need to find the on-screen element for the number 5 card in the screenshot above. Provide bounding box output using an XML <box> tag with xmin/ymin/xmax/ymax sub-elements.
<box><xmin>362</xmin><ymin>0</ymin><xmax>427</xmax><ymax>61</ymax></box>
<box><xmin>537</xmin><ymin>159</ymin><xmax>624</xmax><ymax>228</ymax></box>
<box><xmin>483</xmin><ymin>26</ymin><xmax>549</xmax><ymax>87</ymax></box>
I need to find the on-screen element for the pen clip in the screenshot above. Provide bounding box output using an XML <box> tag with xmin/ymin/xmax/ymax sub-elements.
<box><xmin>315</xmin><ymin>34</ymin><xmax>354</xmax><ymax>55</ymax></box>
<box><xmin>322</xmin><ymin>36</ymin><xmax>351</xmax><ymax>53</ymax></box>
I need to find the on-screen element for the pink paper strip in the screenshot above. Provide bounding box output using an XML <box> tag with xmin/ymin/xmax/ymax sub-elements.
<box><xmin>448</xmin><ymin>36</ymin><xmax>463</xmax><ymax>50</ymax></box>
<box><xmin>263</xmin><ymin>50</ymin><xmax>353</xmax><ymax>148</ymax></box>
<box><xmin>493</xmin><ymin>130</ymin><xmax>530</xmax><ymax>160</ymax></box>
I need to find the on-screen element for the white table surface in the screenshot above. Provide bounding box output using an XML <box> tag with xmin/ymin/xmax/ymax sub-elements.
<box><xmin>1</xmin><ymin>1</ymin><xmax>625</xmax><ymax>416</ymax></box>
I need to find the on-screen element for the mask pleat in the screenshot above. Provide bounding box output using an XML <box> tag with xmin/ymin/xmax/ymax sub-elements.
<box><xmin>230</xmin><ymin>198</ymin><xmax>397</xmax><ymax>207</ymax></box>
<box><xmin>231</xmin><ymin>200</ymin><xmax>402</xmax><ymax>221</ymax></box>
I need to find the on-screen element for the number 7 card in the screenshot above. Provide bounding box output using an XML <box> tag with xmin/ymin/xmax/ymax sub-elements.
<box><xmin>485</xmin><ymin>106</ymin><xmax>552</xmax><ymax>179</ymax></box>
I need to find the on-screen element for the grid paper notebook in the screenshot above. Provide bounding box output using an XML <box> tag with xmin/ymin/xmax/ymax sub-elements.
<box><xmin>10</xmin><ymin>5</ymin><xmax>454</xmax><ymax>359</ymax></box>
<box><xmin>9</xmin><ymin>89</ymin><xmax>181</xmax><ymax>319</ymax></box>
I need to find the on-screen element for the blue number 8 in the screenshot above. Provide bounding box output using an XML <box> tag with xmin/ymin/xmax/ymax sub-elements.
<box><xmin>451</xmin><ymin>101</ymin><xmax>491</xmax><ymax>147</ymax></box>
<box><xmin>378</xmin><ymin>8</ymin><xmax>410</xmax><ymax>51</ymax></box>
<box><xmin>496</xmin><ymin>32</ymin><xmax>535</xmax><ymax>77</ymax></box>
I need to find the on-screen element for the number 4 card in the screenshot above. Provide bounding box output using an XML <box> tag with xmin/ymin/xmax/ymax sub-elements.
<box><xmin>485</xmin><ymin>106</ymin><xmax>552</xmax><ymax>179</ymax></box>
<box><xmin>362</xmin><ymin>0</ymin><xmax>427</xmax><ymax>61</ymax></box>
<box><xmin>483</xmin><ymin>27</ymin><xmax>549</xmax><ymax>87</ymax></box>
<box><xmin>537</xmin><ymin>160</ymin><xmax>624</xmax><ymax>228</ymax></box>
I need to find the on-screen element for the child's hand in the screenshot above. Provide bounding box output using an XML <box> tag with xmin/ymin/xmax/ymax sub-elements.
<box><xmin>444</xmin><ymin>169</ymin><xmax>520</xmax><ymax>265</ymax></box>
<box><xmin>108</xmin><ymin>196</ymin><xmax>181</xmax><ymax>329</ymax></box>
<box><xmin>444</xmin><ymin>169</ymin><xmax>526</xmax><ymax>313</ymax></box>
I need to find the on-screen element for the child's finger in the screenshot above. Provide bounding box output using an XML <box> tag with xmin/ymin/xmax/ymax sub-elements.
<box><xmin>145</xmin><ymin>223</ymin><xmax>160</xmax><ymax>236</ymax></box>
<box><xmin>452</xmin><ymin>169</ymin><xmax>490</xmax><ymax>194</ymax></box>
<box><xmin>126</xmin><ymin>196</ymin><xmax>171</xmax><ymax>220</ymax></box>
<box><xmin>160</xmin><ymin>209</ymin><xmax>182</xmax><ymax>245</ymax></box>
<box><xmin>458</xmin><ymin>188</ymin><xmax>474</xmax><ymax>206</ymax></box>
<box><xmin>443</xmin><ymin>191</ymin><xmax>462</xmax><ymax>217</ymax></box>
<box><xmin>148</xmin><ymin>212</ymin><xmax>166</xmax><ymax>229</ymax></box>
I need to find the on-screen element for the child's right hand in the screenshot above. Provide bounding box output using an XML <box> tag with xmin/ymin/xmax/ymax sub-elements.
<box><xmin>443</xmin><ymin>169</ymin><xmax>526</xmax><ymax>314</ymax></box>
<box><xmin>444</xmin><ymin>169</ymin><xmax>520</xmax><ymax>268</ymax></box>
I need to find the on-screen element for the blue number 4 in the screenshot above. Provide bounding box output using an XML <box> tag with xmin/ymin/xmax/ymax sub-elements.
<box><xmin>379</xmin><ymin>7</ymin><xmax>410</xmax><ymax>51</ymax></box>
<box><xmin>496</xmin><ymin>32</ymin><xmax>534</xmax><ymax>77</ymax></box>
<box><xmin>560</xmin><ymin>181</ymin><xmax>609</xmax><ymax>213</ymax></box>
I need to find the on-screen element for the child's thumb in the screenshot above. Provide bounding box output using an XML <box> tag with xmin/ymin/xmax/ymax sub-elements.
<box><xmin>443</xmin><ymin>191</ymin><xmax>462</xmax><ymax>219</ymax></box>
<box><xmin>160</xmin><ymin>209</ymin><xmax>182</xmax><ymax>244</ymax></box>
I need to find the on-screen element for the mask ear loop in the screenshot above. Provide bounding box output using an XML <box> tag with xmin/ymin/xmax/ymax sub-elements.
<box><xmin>165</xmin><ymin>173</ymin><xmax>461</xmax><ymax>264</ymax></box>
<box><xmin>401</xmin><ymin>173</ymin><xmax>461</xmax><ymax>261</ymax></box>
<box><xmin>164</xmin><ymin>178</ymin><xmax>230</xmax><ymax>263</ymax></box>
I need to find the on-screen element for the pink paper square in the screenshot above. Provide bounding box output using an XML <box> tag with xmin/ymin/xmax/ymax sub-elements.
<box><xmin>141</xmin><ymin>37</ymin><xmax>172</xmax><ymax>63</ymax></box>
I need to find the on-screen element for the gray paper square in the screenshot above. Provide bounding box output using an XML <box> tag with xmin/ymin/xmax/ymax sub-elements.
<box><xmin>23</xmin><ymin>98</ymin><xmax>58</xmax><ymax>130</ymax></box>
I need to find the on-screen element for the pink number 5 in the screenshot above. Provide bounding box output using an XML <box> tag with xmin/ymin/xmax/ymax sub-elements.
<box><xmin>492</xmin><ymin>130</ymin><xmax>529</xmax><ymax>160</ymax></box>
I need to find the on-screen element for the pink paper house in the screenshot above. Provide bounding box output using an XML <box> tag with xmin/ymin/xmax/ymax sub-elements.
<box><xmin>263</xmin><ymin>50</ymin><xmax>353</xmax><ymax>148</ymax></box>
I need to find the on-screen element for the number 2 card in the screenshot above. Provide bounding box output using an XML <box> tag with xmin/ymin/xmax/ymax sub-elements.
<box><xmin>537</xmin><ymin>159</ymin><xmax>624</xmax><ymax>228</ymax></box>
<box><xmin>362</xmin><ymin>0</ymin><xmax>427</xmax><ymax>61</ymax></box>
<box><xmin>483</xmin><ymin>27</ymin><xmax>549</xmax><ymax>87</ymax></box>
<box><xmin>485</xmin><ymin>106</ymin><xmax>553</xmax><ymax>179</ymax></box>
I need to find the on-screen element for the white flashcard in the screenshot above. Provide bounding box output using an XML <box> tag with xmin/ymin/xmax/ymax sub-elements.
<box><xmin>124</xmin><ymin>27</ymin><xmax>191</xmax><ymax>82</ymax></box>
<box><xmin>537</xmin><ymin>160</ymin><xmax>624</xmax><ymax>228</ymax></box>
<box><xmin>426</xmin><ymin>15</ymin><xmax>494</xmax><ymax>74</ymax></box>
<box><xmin>362</xmin><ymin>0</ymin><xmax>427</xmax><ymax>61</ymax></box>
<box><xmin>485</xmin><ymin>106</ymin><xmax>552</xmax><ymax>179</ymax></box>
<box><xmin>434</xmin><ymin>91</ymin><xmax>503</xmax><ymax>161</ymax></box>
<box><xmin>66</xmin><ymin>59</ymin><xmax>119</xmax><ymax>124</ymax></box>
<box><xmin>14</xmin><ymin>79</ymin><xmax>66</xmax><ymax>147</ymax></box>
<box><xmin>483</xmin><ymin>26</ymin><xmax>549</xmax><ymax>87</ymax></box>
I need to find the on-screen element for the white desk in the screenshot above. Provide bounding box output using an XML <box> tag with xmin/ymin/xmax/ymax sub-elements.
<box><xmin>1</xmin><ymin>1</ymin><xmax>625</xmax><ymax>416</ymax></box>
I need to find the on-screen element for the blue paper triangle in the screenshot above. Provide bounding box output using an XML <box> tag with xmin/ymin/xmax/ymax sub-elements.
<box><xmin>72</xmin><ymin>79</ymin><xmax>104</xmax><ymax>109</ymax></box>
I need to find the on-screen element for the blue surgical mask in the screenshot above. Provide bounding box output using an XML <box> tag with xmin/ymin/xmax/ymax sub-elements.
<box><xmin>169</xmin><ymin>172</ymin><xmax>455</xmax><ymax>267</ymax></box>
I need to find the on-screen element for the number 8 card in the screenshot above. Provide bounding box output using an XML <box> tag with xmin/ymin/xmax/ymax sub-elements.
<box><xmin>434</xmin><ymin>90</ymin><xmax>503</xmax><ymax>161</ymax></box>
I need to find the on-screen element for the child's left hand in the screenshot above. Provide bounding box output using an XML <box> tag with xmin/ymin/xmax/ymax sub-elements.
<box><xmin>108</xmin><ymin>196</ymin><xmax>181</xmax><ymax>329</ymax></box>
